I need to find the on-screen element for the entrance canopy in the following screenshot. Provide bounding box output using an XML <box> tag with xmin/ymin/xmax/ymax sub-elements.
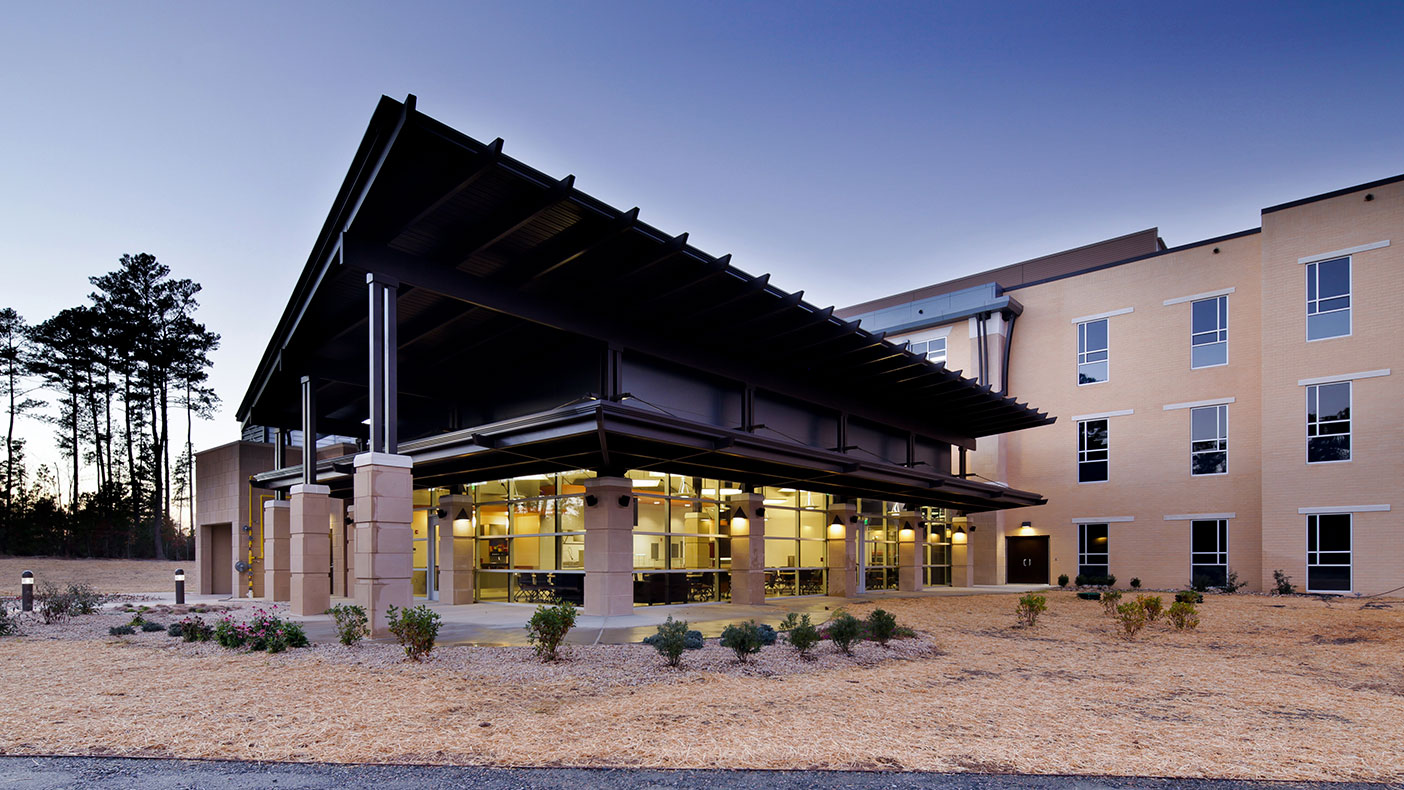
<box><xmin>238</xmin><ymin>95</ymin><xmax>1053</xmax><ymax>510</ymax></box>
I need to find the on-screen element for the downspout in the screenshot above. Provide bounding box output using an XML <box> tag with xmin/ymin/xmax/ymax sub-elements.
<box><xmin>1000</xmin><ymin>310</ymin><xmax>1017</xmax><ymax>396</ymax></box>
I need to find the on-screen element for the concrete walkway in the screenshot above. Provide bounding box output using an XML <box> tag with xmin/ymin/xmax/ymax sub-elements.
<box><xmin>118</xmin><ymin>585</ymin><xmax>1049</xmax><ymax>646</ymax></box>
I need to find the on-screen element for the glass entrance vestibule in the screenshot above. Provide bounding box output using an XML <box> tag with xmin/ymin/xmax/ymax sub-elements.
<box><xmin>404</xmin><ymin>470</ymin><xmax>959</xmax><ymax>607</ymax></box>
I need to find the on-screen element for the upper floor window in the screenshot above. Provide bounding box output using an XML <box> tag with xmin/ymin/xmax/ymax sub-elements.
<box><xmin>1077</xmin><ymin>419</ymin><xmax>1109</xmax><ymax>482</ymax></box>
<box><xmin>1077</xmin><ymin>319</ymin><xmax>1108</xmax><ymax>385</ymax></box>
<box><xmin>908</xmin><ymin>337</ymin><xmax>947</xmax><ymax>365</ymax></box>
<box><xmin>1191</xmin><ymin>295</ymin><xmax>1228</xmax><ymax>368</ymax></box>
<box><xmin>1306</xmin><ymin>257</ymin><xmax>1351</xmax><ymax>340</ymax></box>
<box><xmin>1190</xmin><ymin>404</ymin><xmax>1228</xmax><ymax>476</ymax></box>
<box><xmin>1306</xmin><ymin>381</ymin><xmax>1351</xmax><ymax>463</ymax></box>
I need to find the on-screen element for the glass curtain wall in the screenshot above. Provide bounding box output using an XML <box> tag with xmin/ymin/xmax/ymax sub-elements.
<box><xmin>921</xmin><ymin>507</ymin><xmax>952</xmax><ymax>586</ymax></box>
<box><xmin>760</xmin><ymin>487</ymin><xmax>829</xmax><ymax>597</ymax></box>
<box><xmin>411</xmin><ymin>487</ymin><xmax>443</xmax><ymax>598</ymax></box>
<box><xmin>474</xmin><ymin>471</ymin><xmax>590</xmax><ymax>605</ymax></box>
<box><xmin>630</xmin><ymin>471</ymin><xmax>732</xmax><ymax>605</ymax></box>
<box><xmin>858</xmin><ymin>499</ymin><xmax>900</xmax><ymax>591</ymax></box>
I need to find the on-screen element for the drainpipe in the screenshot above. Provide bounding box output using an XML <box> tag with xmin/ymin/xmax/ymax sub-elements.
<box><xmin>1000</xmin><ymin>310</ymin><xmax>1017</xmax><ymax>396</ymax></box>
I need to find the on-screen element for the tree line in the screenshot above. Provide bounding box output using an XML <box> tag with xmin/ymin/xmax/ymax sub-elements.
<box><xmin>1</xmin><ymin>253</ymin><xmax>219</xmax><ymax>560</ymax></box>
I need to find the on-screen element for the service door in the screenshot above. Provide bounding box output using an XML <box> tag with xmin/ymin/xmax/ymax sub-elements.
<box><xmin>1006</xmin><ymin>536</ymin><xmax>1049</xmax><ymax>584</ymax></box>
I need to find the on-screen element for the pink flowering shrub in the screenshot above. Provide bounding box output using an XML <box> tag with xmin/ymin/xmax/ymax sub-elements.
<box><xmin>213</xmin><ymin>607</ymin><xmax>309</xmax><ymax>653</ymax></box>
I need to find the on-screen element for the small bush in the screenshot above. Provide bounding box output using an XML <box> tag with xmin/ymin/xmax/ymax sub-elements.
<box><xmin>214</xmin><ymin>616</ymin><xmax>245</xmax><ymax>648</ymax></box>
<box><xmin>1076</xmin><ymin>574</ymin><xmax>1116</xmax><ymax>588</ymax></box>
<box><xmin>719</xmin><ymin>620</ymin><xmax>765</xmax><ymax>662</ymax></box>
<box><xmin>140</xmin><ymin>620</ymin><xmax>166</xmax><ymax>632</ymax></box>
<box><xmin>1190</xmin><ymin>575</ymin><xmax>1212</xmax><ymax>593</ymax></box>
<box><xmin>1130</xmin><ymin>577</ymin><xmax>1142</xmax><ymax>589</ymax></box>
<box><xmin>1015</xmin><ymin>593</ymin><xmax>1047</xmax><ymax>627</ymax></box>
<box><xmin>1057</xmin><ymin>573</ymin><xmax>1069</xmax><ymax>588</ymax></box>
<box><xmin>1136</xmin><ymin>594</ymin><xmax>1164</xmax><ymax>623</ymax></box>
<box><xmin>36</xmin><ymin>582</ymin><xmax>74</xmax><ymax>624</ymax></box>
<box><xmin>214</xmin><ymin>609</ymin><xmax>309</xmax><ymax>653</ymax></box>
<box><xmin>1077</xmin><ymin>591</ymin><xmax>1101</xmax><ymax>601</ymax></box>
<box><xmin>1106</xmin><ymin>574</ymin><xmax>1117</xmax><ymax>588</ymax></box>
<box><xmin>326</xmin><ymin>603</ymin><xmax>370</xmax><ymax>646</ymax></box>
<box><xmin>1272</xmin><ymin>569</ymin><xmax>1295</xmax><ymax>595</ymax></box>
<box><xmin>526</xmin><ymin>600</ymin><xmax>577</xmax><ymax>662</ymax></box>
<box><xmin>167</xmin><ymin>622</ymin><xmax>183</xmax><ymax>637</ymax></box>
<box><xmin>127</xmin><ymin>614</ymin><xmax>147</xmax><ymax>628</ymax></box>
<box><xmin>388</xmin><ymin>604</ymin><xmax>442</xmax><ymax>661</ymax></box>
<box><xmin>647</xmin><ymin>616</ymin><xmax>693</xmax><ymax>667</ymax></box>
<box><xmin>0</xmin><ymin>603</ymin><xmax>20</xmax><ymax>637</ymax></box>
<box><xmin>866</xmin><ymin>608</ymin><xmax>898</xmax><ymax>646</ymax></box>
<box><xmin>827</xmin><ymin>611</ymin><xmax>863</xmax><ymax>655</ymax></box>
<box><xmin>1074</xmin><ymin>574</ymin><xmax>1086</xmax><ymax>588</ymax></box>
<box><xmin>785</xmin><ymin>613</ymin><xmax>820</xmax><ymax>658</ymax></box>
<box><xmin>1101</xmin><ymin>589</ymin><xmax>1123</xmax><ymax>615</ymax></box>
<box><xmin>1222</xmin><ymin>570</ymin><xmax>1246</xmax><ymax>594</ymax></box>
<box><xmin>66</xmin><ymin>583</ymin><xmax>107</xmax><ymax>615</ymax></box>
<box><xmin>1168</xmin><ymin>600</ymin><xmax>1200</xmax><ymax>631</ymax></box>
<box><xmin>1115</xmin><ymin>601</ymin><xmax>1148</xmax><ymax>639</ymax></box>
<box><xmin>177</xmin><ymin>615</ymin><xmax>214</xmax><ymax>642</ymax></box>
<box><xmin>1175</xmin><ymin>590</ymin><xmax>1203</xmax><ymax>604</ymax></box>
<box><xmin>108</xmin><ymin>624</ymin><xmax>136</xmax><ymax>636</ymax></box>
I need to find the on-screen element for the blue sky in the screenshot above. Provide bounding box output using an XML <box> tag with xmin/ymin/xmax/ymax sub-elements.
<box><xmin>2</xmin><ymin>1</ymin><xmax>1402</xmax><ymax>482</ymax></box>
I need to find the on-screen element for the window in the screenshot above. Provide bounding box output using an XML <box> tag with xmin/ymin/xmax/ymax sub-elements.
<box><xmin>908</xmin><ymin>336</ymin><xmax>947</xmax><ymax>365</ymax></box>
<box><xmin>1077</xmin><ymin>319</ymin><xmax>1108</xmax><ymax>384</ymax></box>
<box><xmin>1307</xmin><ymin>381</ymin><xmax>1351</xmax><ymax>463</ymax></box>
<box><xmin>1191</xmin><ymin>295</ymin><xmax>1228</xmax><ymax>368</ymax></box>
<box><xmin>1307</xmin><ymin>513</ymin><xmax>1351</xmax><ymax>592</ymax></box>
<box><xmin>1077</xmin><ymin>419</ymin><xmax>1108</xmax><ymax>482</ymax></box>
<box><xmin>1190</xmin><ymin>519</ymin><xmax>1228</xmax><ymax>587</ymax></box>
<box><xmin>1190</xmin><ymin>404</ymin><xmax>1228</xmax><ymax>475</ymax></box>
<box><xmin>1078</xmin><ymin>523</ymin><xmax>1109</xmax><ymax>579</ymax></box>
<box><xmin>1306</xmin><ymin>257</ymin><xmax>1351</xmax><ymax>340</ymax></box>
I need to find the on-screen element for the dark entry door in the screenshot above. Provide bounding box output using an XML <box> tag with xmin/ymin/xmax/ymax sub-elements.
<box><xmin>1006</xmin><ymin>536</ymin><xmax>1049</xmax><ymax>584</ymax></box>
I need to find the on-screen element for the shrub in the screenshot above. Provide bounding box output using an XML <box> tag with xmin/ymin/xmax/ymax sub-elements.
<box><xmin>647</xmin><ymin>616</ymin><xmax>693</xmax><ymax>667</ymax></box>
<box><xmin>108</xmin><ymin>624</ymin><xmax>136</xmax><ymax>636</ymax></box>
<box><xmin>1106</xmin><ymin>574</ymin><xmax>1117</xmax><ymax>588</ymax></box>
<box><xmin>167</xmin><ymin>621</ymin><xmax>183</xmax><ymax>637</ymax></box>
<box><xmin>1272</xmin><ymin>569</ymin><xmax>1295</xmax><ymax>595</ymax></box>
<box><xmin>1190</xmin><ymin>575</ymin><xmax>1212</xmax><ymax>593</ymax></box>
<box><xmin>1057</xmin><ymin>573</ymin><xmax>1069</xmax><ymax>588</ymax></box>
<box><xmin>0</xmin><ymin>603</ymin><xmax>19</xmax><ymax>637</ymax></box>
<box><xmin>1076</xmin><ymin>574</ymin><xmax>1116</xmax><ymax>588</ymax></box>
<box><xmin>1168</xmin><ymin>600</ymin><xmax>1200</xmax><ymax>631</ymax></box>
<box><xmin>719</xmin><ymin>620</ymin><xmax>766</xmax><ymax>662</ymax></box>
<box><xmin>1115</xmin><ymin>600</ymin><xmax>1148</xmax><ymax>639</ymax></box>
<box><xmin>1077</xmin><ymin>591</ymin><xmax>1101</xmax><ymax>601</ymax></box>
<box><xmin>1015</xmin><ymin>593</ymin><xmax>1047</xmax><ymax>627</ymax></box>
<box><xmin>1175</xmin><ymin>590</ymin><xmax>1203</xmax><ymax>604</ymax></box>
<box><xmin>1136</xmin><ymin>594</ymin><xmax>1164</xmax><ymax>623</ymax></box>
<box><xmin>827</xmin><ymin>611</ymin><xmax>863</xmax><ymax>655</ymax></box>
<box><xmin>1074</xmin><ymin>574</ymin><xmax>1086</xmax><ymax>588</ymax></box>
<box><xmin>388</xmin><ymin>604</ymin><xmax>442</xmax><ymax>661</ymax></box>
<box><xmin>526</xmin><ymin>600</ymin><xmax>577</xmax><ymax>662</ymax></box>
<box><xmin>140</xmin><ymin>620</ymin><xmax>166</xmax><ymax>633</ymax></box>
<box><xmin>35</xmin><ymin>582</ymin><xmax>74</xmax><ymax>624</ymax></box>
<box><xmin>66</xmin><ymin>583</ymin><xmax>107</xmax><ymax>615</ymax></box>
<box><xmin>756</xmin><ymin>623</ymin><xmax>778</xmax><ymax>646</ymax></box>
<box><xmin>866</xmin><ymin>608</ymin><xmax>898</xmax><ymax>646</ymax></box>
<box><xmin>1129</xmin><ymin>577</ymin><xmax>1142</xmax><ymax>589</ymax></box>
<box><xmin>785</xmin><ymin>613</ymin><xmax>820</xmax><ymax>659</ymax></box>
<box><xmin>177</xmin><ymin>615</ymin><xmax>214</xmax><ymax>642</ymax></box>
<box><xmin>1101</xmin><ymin>589</ymin><xmax>1123</xmax><ymax>615</ymax></box>
<box><xmin>1222</xmin><ymin>570</ymin><xmax>1246</xmax><ymax>594</ymax></box>
<box><xmin>127</xmin><ymin>613</ymin><xmax>147</xmax><ymax>628</ymax></box>
<box><xmin>214</xmin><ymin>616</ymin><xmax>246</xmax><ymax>648</ymax></box>
<box><xmin>326</xmin><ymin>603</ymin><xmax>370</xmax><ymax>646</ymax></box>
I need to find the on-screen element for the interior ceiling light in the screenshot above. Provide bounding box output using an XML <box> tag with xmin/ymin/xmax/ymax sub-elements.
<box><xmin>763</xmin><ymin>499</ymin><xmax>789</xmax><ymax>506</ymax></box>
<box><xmin>631</xmin><ymin>479</ymin><xmax>662</xmax><ymax>488</ymax></box>
<box><xmin>719</xmin><ymin>487</ymin><xmax>743</xmax><ymax>496</ymax></box>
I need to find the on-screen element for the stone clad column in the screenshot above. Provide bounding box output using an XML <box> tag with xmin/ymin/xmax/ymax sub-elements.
<box><xmin>727</xmin><ymin>492</ymin><xmax>766</xmax><ymax>605</ymax></box>
<box><xmin>289</xmin><ymin>483</ymin><xmax>332</xmax><ymax>615</ymax></box>
<box><xmin>262</xmin><ymin>499</ymin><xmax>290</xmax><ymax>602</ymax></box>
<box><xmin>583</xmin><ymin>477</ymin><xmax>634</xmax><ymax>617</ymax></box>
<box><xmin>437</xmin><ymin>494</ymin><xmax>476</xmax><ymax>605</ymax></box>
<box><xmin>826</xmin><ymin>501</ymin><xmax>858</xmax><ymax>597</ymax></box>
<box><xmin>353</xmin><ymin>452</ymin><xmax>414</xmax><ymax>636</ymax></box>
<box><xmin>330</xmin><ymin>498</ymin><xmax>347</xmax><ymax>598</ymax></box>
<box><xmin>897</xmin><ymin>511</ymin><xmax>922</xmax><ymax>592</ymax></box>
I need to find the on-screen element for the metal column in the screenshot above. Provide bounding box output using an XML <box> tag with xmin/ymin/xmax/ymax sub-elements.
<box><xmin>300</xmin><ymin>375</ymin><xmax>317</xmax><ymax>486</ymax></box>
<box><xmin>367</xmin><ymin>272</ymin><xmax>399</xmax><ymax>454</ymax></box>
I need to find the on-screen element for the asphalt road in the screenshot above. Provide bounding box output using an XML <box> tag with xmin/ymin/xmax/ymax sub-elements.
<box><xmin>0</xmin><ymin>757</ymin><xmax>1398</xmax><ymax>790</ymax></box>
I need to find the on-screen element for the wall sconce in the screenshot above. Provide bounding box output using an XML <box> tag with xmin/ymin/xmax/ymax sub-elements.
<box><xmin>435</xmin><ymin>508</ymin><xmax>448</xmax><ymax>520</ymax></box>
<box><xmin>618</xmin><ymin>494</ymin><xmax>632</xmax><ymax>507</ymax></box>
<box><xmin>732</xmin><ymin>507</ymin><xmax>749</xmax><ymax>535</ymax></box>
<box><xmin>952</xmin><ymin>525</ymin><xmax>967</xmax><ymax>544</ymax></box>
<box><xmin>1019</xmin><ymin>520</ymin><xmax>1034</xmax><ymax>534</ymax></box>
<box><xmin>828</xmin><ymin>514</ymin><xmax>845</xmax><ymax>538</ymax></box>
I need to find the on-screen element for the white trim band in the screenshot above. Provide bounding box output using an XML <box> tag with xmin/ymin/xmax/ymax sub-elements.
<box><xmin>1071</xmin><ymin>516</ymin><xmax>1135</xmax><ymax>524</ymax></box>
<box><xmin>1297</xmin><ymin>369</ymin><xmax>1390</xmax><ymax>386</ymax></box>
<box><xmin>263</xmin><ymin>500</ymin><xmax>291</xmax><ymax>509</ymax></box>
<box><xmin>1298</xmin><ymin>504</ymin><xmax>1391</xmax><ymax>515</ymax></box>
<box><xmin>1070</xmin><ymin>307</ymin><xmax>1134</xmax><ymax>325</ymax></box>
<box><xmin>1164</xmin><ymin>397</ymin><xmax>1235</xmax><ymax>411</ymax></box>
<box><xmin>289</xmin><ymin>484</ymin><xmax>331</xmax><ymax>496</ymax></box>
<box><xmin>1298</xmin><ymin>240</ymin><xmax>1390</xmax><ymax>264</ymax></box>
<box><xmin>354</xmin><ymin>452</ymin><xmax>415</xmax><ymax>469</ymax></box>
<box><xmin>1163</xmin><ymin>287</ymin><xmax>1235</xmax><ymax>306</ymax></box>
<box><xmin>1071</xmin><ymin>409</ymin><xmax>1134</xmax><ymax>421</ymax></box>
<box><xmin>1165</xmin><ymin>512</ymin><xmax>1237</xmax><ymax>521</ymax></box>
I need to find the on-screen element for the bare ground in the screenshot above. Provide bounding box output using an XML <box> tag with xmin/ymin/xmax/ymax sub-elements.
<box><xmin>1</xmin><ymin>592</ymin><xmax>1402</xmax><ymax>782</ymax></box>
<box><xmin>0</xmin><ymin>556</ymin><xmax>197</xmax><ymax>595</ymax></box>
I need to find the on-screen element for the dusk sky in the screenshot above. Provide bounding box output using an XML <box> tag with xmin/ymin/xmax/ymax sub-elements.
<box><xmin>3</xmin><ymin>1</ymin><xmax>1402</xmax><ymax>485</ymax></box>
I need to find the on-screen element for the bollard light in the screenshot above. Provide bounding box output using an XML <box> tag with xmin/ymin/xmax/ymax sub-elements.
<box><xmin>21</xmin><ymin>570</ymin><xmax>34</xmax><ymax>612</ymax></box>
<box><xmin>174</xmin><ymin>568</ymin><xmax>186</xmax><ymax>605</ymax></box>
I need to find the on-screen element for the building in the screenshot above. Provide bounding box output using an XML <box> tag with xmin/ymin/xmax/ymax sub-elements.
<box><xmin>841</xmin><ymin>175</ymin><xmax>1402</xmax><ymax>594</ymax></box>
<box><xmin>194</xmin><ymin>95</ymin><xmax>1055</xmax><ymax>632</ymax></box>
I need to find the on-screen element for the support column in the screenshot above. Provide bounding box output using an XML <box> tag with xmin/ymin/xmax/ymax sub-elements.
<box><xmin>366</xmin><ymin>272</ymin><xmax>399</xmax><ymax>455</ymax></box>
<box><xmin>727</xmin><ymin>492</ymin><xmax>766</xmax><ymax>605</ymax></box>
<box><xmin>353</xmin><ymin>452</ymin><xmax>414</xmax><ymax>636</ymax></box>
<box><xmin>438</xmin><ymin>495</ymin><xmax>475</xmax><ymax>604</ymax></box>
<box><xmin>826</xmin><ymin>502</ymin><xmax>858</xmax><ymax>597</ymax></box>
<box><xmin>951</xmin><ymin>515</ymin><xmax>975</xmax><ymax>587</ymax></box>
<box><xmin>897</xmin><ymin>512</ymin><xmax>922</xmax><ymax>592</ymax></box>
<box><xmin>330</xmin><ymin>498</ymin><xmax>347</xmax><ymax>598</ymax></box>
<box><xmin>583</xmin><ymin>477</ymin><xmax>634</xmax><ymax>617</ymax></box>
<box><xmin>289</xmin><ymin>483</ymin><xmax>332</xmax><ymax>616</ymax></box>
<box><xmin>262</xmin><ymin>499</ymin><xmax>290</xmax><ymax>602</ymax></box>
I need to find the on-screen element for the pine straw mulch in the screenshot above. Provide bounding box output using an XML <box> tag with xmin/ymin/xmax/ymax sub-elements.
<box><xmin>1</xmin><ymin>592</ymin><xmax>1402</xmax><ymax>781</ymax></box>
<box><xmin>0</xmin><ymin>556</ymin><xmax>197</xmax><ymax>595</ymax></box>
